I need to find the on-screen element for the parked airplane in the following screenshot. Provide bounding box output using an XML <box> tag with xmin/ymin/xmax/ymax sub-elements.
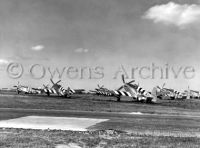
<box><xmin>46</xmin><ymin>79</ymin><xmax>85</xmax><ymax>97</ymax></box>
<box><xmin>13</xmin><ymin>82</ymin><xmax>40</xmax><ymax>94</ymax></box>
<box><xmin>90</xmin><ymin>85</ymin><xmax>113</xmax><ymax>96</ymax></box>
<box><xmin>89</xmin><ymin>84</ymin><xmax>133</xmax><ymax>101</ymax></box>
<box><xmin>189</xmin><ymin>90</ymin><xmax>199</xmax><ymax>99</ymax></box>
<box><xmin>183</xmin><ymin>86</ymin><xmax>199</xmax><ymax>99</ymax></box>
<box><xmin>156</xmin><ymin>84</ymin><xmax>176</xmax><ymax>99</ymax></box>
<box><xmin>117</xmin><ymin>75</ymin><xmax>157</xmax><ymax>103</ymax></box>
<box><xmin>155</xmin><ymin>83</ymin><xmax>189</xmax><ymax>100</ymax></box>
<box><xmin>90</xmin><ymin>75</ymin><xmax>157</xmax><ymax>103</ymax></box>
<box><xmin>34</xmin><ymin>84</ymin><xmax>54</xmax><ymax>96</ymax></box>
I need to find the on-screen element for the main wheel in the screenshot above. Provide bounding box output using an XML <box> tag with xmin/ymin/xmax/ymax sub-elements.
<box><xmin>117</xmin><ymin>96</ymin><xmax>121</xmax><ymax>102</ymax></box>
<box><xmin>47</xmin><ymin>91</ymin><xmax>50</xmax><ymax>96</ymax></box>
<box><xmin>146</xmin><ymin>97</ymin><xmax>152</xmax><ymax>103</ymax></box>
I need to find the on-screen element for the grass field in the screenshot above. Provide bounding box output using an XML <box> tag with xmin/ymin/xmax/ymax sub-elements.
<box><xmin>0</xmin><ymin>94</ymin><xmax>200</xmax><ymax>115</ymax></box>
<box><xmin>0</xmin><ymin>93</ymin><xmax>200</xmax><ymax>147</ymax></box>
<box><xmin>0</xmin><ymin>128</ymin><xmax>200</xmax><ymax>148</ymax></box>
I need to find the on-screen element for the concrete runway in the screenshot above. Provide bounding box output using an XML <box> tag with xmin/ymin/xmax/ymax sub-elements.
<box><xmin>0</xmin><ymin>108</ymin><xmax>200</xmax><ymax>137</ymax></box>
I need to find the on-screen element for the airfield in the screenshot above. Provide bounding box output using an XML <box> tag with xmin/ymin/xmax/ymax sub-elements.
<box><xmin>0</xmin><ymin>92</ymin><xmax>200</xmax><ymax>147</ymax></box>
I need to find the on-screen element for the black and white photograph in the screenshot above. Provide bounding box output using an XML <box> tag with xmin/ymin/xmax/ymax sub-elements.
<box><xmin>0</xmin><ymin>0</ymin><xmax>200</xmax><ymax>147</ymax></box>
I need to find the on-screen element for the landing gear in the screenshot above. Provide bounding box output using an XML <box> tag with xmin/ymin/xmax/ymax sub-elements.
<box><xmin>117</xmin><ymin>96</ymin><xmax>121</xmax><ymax>102</ymax></box>
<box><xmin>170</xmin><ymin>96</ymin><xmax>175</xmax><ymax>100</ymax></box>
<box><xmin>137</xmin><ymin>97</ymin><xmax>145</xmax><ymax>103</ymax></box>
<box><xmin>132</xmin><ymin>97</ymin><xmax>137</xmax><ymax>101</ymax></box>
<box><xmin>146</xmin><ymin>97</ymin><xmax>152</xmax><ymax>103</ymax></box>
<box><xmin>136</xmin><ymin>97</ymin><xmax>139</xmax><ymax>102</ymax></box>
<box><xmin>157</xmin><ymin>95</ymin><xmax>162</xmax><ymax>99</ymax></box>
<box><xmin>46</xmin><ymin>91</ymin><xmax>50</xmax><ymax>96</ymax></box>
<box><xmin>64</xmin><ymin>94</ymin><xmax>71</xmax><ymax>98</ymax></box>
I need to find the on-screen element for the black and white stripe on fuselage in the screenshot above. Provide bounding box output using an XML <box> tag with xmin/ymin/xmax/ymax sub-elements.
<box><xmin>113</xmin><ymin>90</ymin><xmax>132</xmax><ymax>97</ymax></box>
<box><xmin>60</xmin><ymin>87</ymin><xmax>76</xmax><ymax>96</ymax></box>
<box><xmin>69</xmin><ymin>88</ymin><xmax>75</xmax><ymax>94</ymax></box>
<box><xmin>174</xmin><ymin>91</ymin><xmax>183</xmax><ymax>99</ymax></box>
<box><xmin>96</xmin><ymin>90</ymin><xmax>113</xmax><ymax>96</ymax></box>
<box><xmin>59</xmin><ymin>87</ymin><xmax>66</xmax><ymax>96</ymax></box>
<box><xmin>44</xmin><ymin>88</ymin><xmax>57</xmax><ymax>94</ymax></box>
<box><xmin>137</xmin><ymin>87</ymin><xmax>151</xmax><ymax>97</ymax></box>
<box><xmin>95</xmin><ymin>90</ymin><xmax>132</xmax><ymax>97</ymax></box>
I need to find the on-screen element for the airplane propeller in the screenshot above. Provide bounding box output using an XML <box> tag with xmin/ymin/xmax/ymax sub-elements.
<box><xmin>43</xmin><ymin>84</ymin><xmax>50</xmax><ymax>88</ymax></box>
<box><xmin>118</xmin><ymin>75</ymin><xmax>135</xmax><ymax>90</ymax></box>
<box><xmin>156</xmin><ymin>83</ymin><xmax>166</xmax><ymax>91</ymax></box>
<box><xmin>97</xmin><ymin>84</ymin><xmax>104</xmax><ymax>89</ymax></box>
<box><xmin>50</xmin><ymin>79</ymin><xmax>61</xmax><ymax>85</ymax></box>
<box><xmin>121</xmin><ymin>75</ymin><xmax>135</xmax><ymax>84</ymax></box>
<box><xmin>162</xmin><ymin>83</ymin><xmax>166</xmax><ymax>89</ymax></box>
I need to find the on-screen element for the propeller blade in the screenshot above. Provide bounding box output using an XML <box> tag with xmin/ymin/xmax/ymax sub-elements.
<box><xmin>117</xmin><ymin>86</ymin><xmax>124</xmax><ymax>91</ymax></box>
<box><xmin>157</xmin><ymin>86</ymin><xmax>163</xmax><ymax>91</ymax></box>
<box><xmin>56</xmin><ymin>80</ymin><xmax>61</xmax><ymax>84</ymax></box>
<box><xmin>97</xmin><ymin>84</ymin><xmax>100</xmax><ymax>88</ymax></box>
<box><xmin>50</xmin><ymin>79</ymin><xmax>54</xmax><ymax>84</ymax></box>
<box><xmin>127</xmin><ymin>80</ymin><xmax>135</xmax><ymax>84</ymax></box>
<box><xmin>162</xmin><ymin>83</ymin><xmax>166</xmax><ymax>89</ymax></box>
<box><xmin>157</xmin><ymin>86</ymin><xmax>161</xmax><ymax>89</ymax></box>
<box><xmin>122</xmin><ymin>75</ymin><xmax>125</xmax><ymax>84</ymax></box>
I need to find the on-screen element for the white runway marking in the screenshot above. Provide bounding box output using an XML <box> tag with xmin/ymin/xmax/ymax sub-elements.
<box><xmin>56</xmin><ymin>143</ymin><xmax>81</xmax><ymax>148</ymax></box>
<box><xmin>0</xmin><ymin>116</ymin><xmax>108</xmax><ymax>131</ymax></box>
<box><xmin>128</xmin><ymin>112</ymin><xmax>143</xmax><ymax>115</ymax></box>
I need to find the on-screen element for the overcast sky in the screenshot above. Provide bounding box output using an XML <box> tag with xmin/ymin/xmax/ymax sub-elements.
<box><xmin>1</xmin><ymin>0</ymin><xmax>200</xmax><ymax>91</ymax></box>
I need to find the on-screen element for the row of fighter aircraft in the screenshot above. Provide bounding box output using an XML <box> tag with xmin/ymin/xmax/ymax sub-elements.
<box><xmin>3</xmin><ymin>75</ymin><xmax>199</xmax><ymax>103</ymax></box>
<box><xmin>89</xmin><ymin>75</ymin><xmax>200</xmax><ymax>103</ymax></box>
<box><xmin>13</xmin><ymin>79</ymin><xmax>85</xmax><ymax>97</ymax></box>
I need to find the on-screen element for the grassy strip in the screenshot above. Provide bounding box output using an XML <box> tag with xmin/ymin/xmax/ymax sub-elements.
<box><xmin>0</xmin><ymin>128</ymin><xmax>199</xmax><ymax>148</ymax></box>
<box><xmin>0</xmin><ymin>94</ymin><xmax>200</xmax><ymax>113</ymax></box>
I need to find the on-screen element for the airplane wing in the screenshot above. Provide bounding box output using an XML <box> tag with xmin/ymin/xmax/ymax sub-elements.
<box><xmin>73</xmin><ymin>89</ymin><xmax>85</xmax><ymax>94</ymax></box>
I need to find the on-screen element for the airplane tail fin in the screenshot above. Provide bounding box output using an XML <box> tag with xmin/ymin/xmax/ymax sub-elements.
<box><xmin>151</xmin><ymin>87</ymin><xmax>157</xmax><ymax>103</ymax></box>
<box><xmin>186</xmin><ymin>86</ymin><xmax>190</xmax><ymax>99</ymax></box>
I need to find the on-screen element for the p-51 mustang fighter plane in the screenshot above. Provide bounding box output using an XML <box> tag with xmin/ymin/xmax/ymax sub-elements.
<box><xmin>89</xmin><ymin>84</ymin><xmax>114</xmax><ymax>96</ymax></box>
<box><xmin>13</xmin><ymin>82</ymin><xmax>40</xmax><ymax>94</ymax></box>
<box><xmin>183</xmin><ymin>86</ymin><xmax>199</xmax><ymax>99</ymax></box>
<box><xmin>43</xmin><ymin>79</ymin><xmax>85</xmax><ymax>97</ymax></box>
<box><xmin>156</xmin><ymin>84</ymin><xmax>189</xmax><ymax>100</ymax></box>
<box><xmin>116</xmin><ymin>75</ymin><xmax>157</xmax><ymax>103</ymax></box>
<box><xmin>90</xmin><ymin>75</ymin><xmax>157</xmax><ymax>103</ymax></box>
<box><xmin>156</xmin><ymin>83</ymin><xmax>175</xmax><ymax>99</ymax></box>
<box><xmin>189</xmin><ymin>90</ymin><xmax>199</xmax><ymax>99</ymax></box>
